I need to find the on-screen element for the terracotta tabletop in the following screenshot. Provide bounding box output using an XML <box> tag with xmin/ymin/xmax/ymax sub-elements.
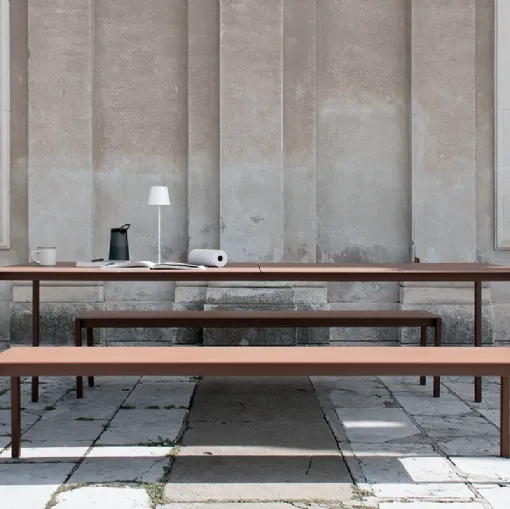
<box><xmin>0</xmin><ymin>261</ymin><xmax>509</xmax><ymax>282</ymax></box>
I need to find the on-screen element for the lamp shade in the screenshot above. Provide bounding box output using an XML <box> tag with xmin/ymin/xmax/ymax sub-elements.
<box><xmin>148</xmin><ymin>186</ymin><xmax>171</xmax><ymax>206</ymax></box>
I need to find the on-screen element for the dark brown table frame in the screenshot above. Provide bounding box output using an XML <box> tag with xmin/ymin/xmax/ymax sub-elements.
<box><xmin>1</xmin><ymin>261</ymin><xmax>509</xmax><ymax>403</ymax></box>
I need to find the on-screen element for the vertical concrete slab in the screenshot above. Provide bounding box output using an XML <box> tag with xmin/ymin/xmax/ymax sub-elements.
<box><xmin>316</xmin><ymin>0</ymin><xmax>410</xmax><ymax>267</ymax></box>
<box><xmin>93</xmin><ymin>0</ymin><xmax>188</xmax><ymax>263</ymax></box>
<box><xmin>219</xmin><ymin>0</ymin><xmax>284</xmax><ymax>262</ymax></box>
<box><xmin>188</xmin><ymin>0</ymin><xmax>220</xmax><ymax>251</ymax></box>
<box><xmin>28</xmin><ymin>0</ymin><xmax>93</xmax><ymax>260</ymax></box>
<box><xmin>411</xmin><ymin>0</ymin><xmax>477</xmax><ymax>262</ymax></box>
<box><xmin>283</xmin><ymin>0</ymin><xmax>316</xmax><ymax>262</ymax></box>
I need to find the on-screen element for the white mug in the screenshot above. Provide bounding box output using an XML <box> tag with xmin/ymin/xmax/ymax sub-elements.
<box><xmin>31</xmin><ymin>247</ymin><xmax>57</xmax><ymax>266</ymax></box>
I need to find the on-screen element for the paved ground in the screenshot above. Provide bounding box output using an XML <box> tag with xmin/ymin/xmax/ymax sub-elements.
<box><xmin>0</xmin><ymin>372</ymin><xmax>508</xmax><ymax>509</ymax></box>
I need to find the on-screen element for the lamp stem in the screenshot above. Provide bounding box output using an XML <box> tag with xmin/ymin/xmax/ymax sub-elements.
<box><xmin>157</xmin><ymin>205</ymin><xmax>161</xmax><ymax>264</ymax></box>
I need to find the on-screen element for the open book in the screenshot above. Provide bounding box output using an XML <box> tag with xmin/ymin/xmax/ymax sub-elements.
<box><xmin>100</xmin><ymin>261</ymin><xmax>206</xmax><ymax>270</ymax></box>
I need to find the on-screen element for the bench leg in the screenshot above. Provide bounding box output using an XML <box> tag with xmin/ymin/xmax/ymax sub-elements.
<box><xmin>501</xmin><ymin>377</ymin><xmax>509</xmax><ymax>458</ymax></box>
<box><xmin>419</xmin><ymin>327</ymin><xmax>427</xmax><ymax>386</ymax></box>
<box><xmin>31</xmin><ymin>280</ymin><xmax>40</xmax><ymax>403</ymax></box>
<box><xmin>474</xmin><ymin>281</ymin><xmax>482</xmax><ymax>403</ymax></box>
<box><xmin>433</xmin><ymin>319</ymin><xmax>442</xmax><ymax>398</ymax></box>
<box><xmin>75</xmin><ymin>320</ymin><xmax>83</xmax><ymax>399</ymax></box>
<box><xmin>11</xmin><ymin>376</ymin><xmax>21</xmax><ymax>458</ymax></box>
<box><xmin>87</xmin><ymin>328</ymin><xmax>95</xmax><ymax>388</ymax></box>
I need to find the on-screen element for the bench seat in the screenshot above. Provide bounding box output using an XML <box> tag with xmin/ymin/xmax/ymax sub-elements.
<box><xmin>0</xmin><ymin>345</ymin><xmax>508</xmax><ymax>458</ymax></box>
<box><xmin>75</xmin><ymin>309</ymin><xmax>441</xmax><ymax>328</ymax></box>
<box><xmin>75</xmin><ymin>309</ymin><xmax>442</xmax><ymax>398</ymax></box>
<box><xmin>75</xmin><ymin>309</ymin><xmax>441</xmax><ymax>398</ymax></box>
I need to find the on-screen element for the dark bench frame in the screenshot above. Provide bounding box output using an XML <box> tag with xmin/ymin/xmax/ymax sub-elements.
<box><xmin>75</xmin><ymin>309</ymin><xmax>442</xmax><ymax>398</ymax></box>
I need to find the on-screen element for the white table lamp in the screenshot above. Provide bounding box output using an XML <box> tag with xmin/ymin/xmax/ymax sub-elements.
<box><xmin>148</xmin><ymin>186</ymin><xmax>171</xmax><ymax>264</ymax></box>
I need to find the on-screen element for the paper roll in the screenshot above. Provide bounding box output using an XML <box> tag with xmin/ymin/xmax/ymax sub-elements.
<box><xmin>188</xmin><ymin>249</ymin><xmax>228</xmax><ymax>268</ymax></box>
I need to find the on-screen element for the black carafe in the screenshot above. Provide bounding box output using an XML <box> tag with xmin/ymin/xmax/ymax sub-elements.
<box><xmin>108</xmin><ymin>224</ymin><xmax>130</xmax><ymax>260</ymax></box>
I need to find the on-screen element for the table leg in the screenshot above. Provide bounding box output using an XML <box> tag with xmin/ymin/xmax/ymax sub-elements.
<box><xmin>419</xmin><ymin>326</ymin><xmax>427</xmax><ymax>386</ymax></box>
<box><xmin>75</xmin><ymin>320</ymin><xmax>83</xmax><ymax>399</ymax></box>
<box><xmin>501</xmin><ymin>377</ymin><xmax>509</xmax><ymax>458</ymax></box>
<box><xmin>433</xmin><ymin>319</ymin><xmax>441</xmax><ymax>398</ymax></box>
<box><xmin>87</xmin><ymin>328</ymin><xmax>95</xmax><ymax>388</ymax></box>
<box><xmin>31</xmin><ymin>280</ymin><xmax>40</xmax><ymax>403</ymax></box>
<box><xmin>475</xmin><ymin>281</ymin><xmax>482</xmax><ymax>403</ymax></box>
<box><xmin>11</xmin><ymin>376</ymin><xmax>21</xmax><ymax>458</ymax></box>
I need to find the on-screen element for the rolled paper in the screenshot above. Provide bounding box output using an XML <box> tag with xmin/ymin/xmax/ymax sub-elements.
<box><xmin>188</xmin><ymin>249</ymin><xmax>228</xmax><ymax>268</ymax></box>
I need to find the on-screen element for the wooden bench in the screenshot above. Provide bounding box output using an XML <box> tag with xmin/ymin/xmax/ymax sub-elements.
<box><xmin>75</xmin><ymin>309</ymin><xmax>442</xmax><ymax>398</ymax></box>
<box><xmin>0</xmin><ymin>345</ymin><xmax>509</xmax><ymax>459</ymax></box>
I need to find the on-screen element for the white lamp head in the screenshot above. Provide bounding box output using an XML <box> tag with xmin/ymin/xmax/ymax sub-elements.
<box><xmin>148</xmin><ymin>186</ymin><xmax>171</xmax><ymax>206</ymax></box>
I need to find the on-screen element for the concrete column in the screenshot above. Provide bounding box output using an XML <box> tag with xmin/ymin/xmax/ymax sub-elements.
<box><xmin>92</xmin><ymin>0</ymin><xmax>188</xmax><ymax>263</ymax></box>
<box><xmin>411</xmin><ymin>0</ymin><xmax>477</xmax><ymax>262</ymax></box>
<box><xmin>219</xmin><ymin>0</ymin><xmax>284</xmax><ymax>262</ymax></box>
<box><xmin>283</xmin><ymin>0</ymin><xmax>317</xmax><ymax>262</ymax></box>
<box><xmin>28</xmin><ymin>0</ymin><xmax>93</xmax><ymax>260</ymax></box>
<box><xmin>188</xmin><ymin>0</ymin><xmax>220</xmax><ymax>251</ymax></box>
<box><xmin>401</xmin><ymin>1</ymin><xmax>491</xmax><ymax>346</ymax></box>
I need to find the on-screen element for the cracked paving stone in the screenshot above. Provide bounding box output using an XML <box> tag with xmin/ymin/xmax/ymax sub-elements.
<box><xmin>68</xmin><ymin>446</ymin><xmax>173</xmax><ymax>483</ymax></box>
<box><xmin>54</xmin><ymin>486</ymin><xmax>151</xmax><ymax>509</ymax></box>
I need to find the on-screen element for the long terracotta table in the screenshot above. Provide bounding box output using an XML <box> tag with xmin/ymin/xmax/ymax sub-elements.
<box><xmin>1</xmin><ymin>261</ymin><xmax>510</xmax><ymax>403</ymax></box>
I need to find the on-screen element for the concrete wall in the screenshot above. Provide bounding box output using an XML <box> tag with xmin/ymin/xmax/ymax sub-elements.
<box><xmin>1</xmin><ymin>0</ymin><xmax>507</xmax><ymax>346</ymax></box>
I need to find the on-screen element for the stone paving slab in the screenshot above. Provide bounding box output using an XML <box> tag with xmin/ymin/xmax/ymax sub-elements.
<box><xmin>189</xmin><ymin>391</ymin><xmax>322</xmax><ymax>423</ymax></box>
<box><xmin>378</xmin><ymin>376</ymin><xmax>438</xmax><ymax>394</ymax></box>
<box><xmin>0</xmin><ymin>462</ymin><xmax>73</xmax><ymax>509</ymax></box>
<box><xmin>158</xmin><ymin>504</ymin><xmax>300</xmax><ymax>509</ymax></box>
<box><xmin>0</xmin><ymin>446</ymin><xmax>88</xmax><ymax>462</ymax></box>
<box><xmin>123</xmin><ymin>383</ymin><xmax>194</xmax><ymax>409</ymax></box>
<box><xmin>97</xmin><ymin>409</ymin><xmax>187</xmax><ymax>446</ymax></box>
<box><xmin>0</xmin><ymin>434</ymin><xmax>11</xmax><ymax>450</ymax></box>
<box><xmin>0</xmin><ymin>380</ymin><xmax>72</xmax><ymax>415</ymax></box>
<box><xmin>436</xmin><ymin>436</ymin><xmax>500</xmax><ymax>457</ymax></box>
<box><xmin>21</xmin><ymin>416</ymin><xmax>107</xmax><ymax>447</ymax></box>
<box><xmin>445</xmin><ymin>382</ymin><xmax>501</xmax><ymax>410</ymax></box>
<box><xmin>373</xmin><ymin>482</ymin><xmax>474</xmax><ymax>500</ymax></box>
<box><xmin>69</xmin><ymin>446</ymin><xmax>173</xmax><ymax>484</ymax></box>
<box><xmin>478</xmin><ymin>409</ymin><xmax>499</xmax><ymax>427</ymax></box>
<box><xmin>345</xmin><ymin>442</ymin><xmax>473</xmax><ymax>500</ymax></box>
<box><xmin>54</xmin><ymin>486</ymin><xmax>151</xmax><ymax>509</ymax></box>
<box><xmin>379</xmin><ymin>503</ymin><xmax>486</xmax><ymax>509</ymax></box>
<box><xmin>393</xmin><ymin>391</ymin><xmax>472</xmax><ymax>416</ymax></box>
<box><xmin>335</xmin><ymin>408</ymin><xmax>421</xmax><ymax>443</ymax></box>
<box><xmin>141</xmin><ymin>376</ymin><xmax>197</xmax><ymax>383</ymax></box>
<box><xmin>451</xmin><ymin>457</ymin><xmax>510</xmax><ymax>483</ymax></box>
<box><xmin>196</xmin><ymin>376</ymin><xmax>312</xmax><ymax>393</ymax></box>
<box><xmin>0</xmin><ymin>409</ymin><xmax>40</xmax><ymax>434</ymax></box>
<box><xmin>412</xmin><ymin>414</ymin><xmax>498</xmax><ymax>439</ymax></box>
<box><xmin>180</xmin><ymin>420</ymin><xmax>337</xmax><ymax>454</ymax></box>
<box><xmin>473</xmin><ymin>484</ymin><xmax>510</xmax><ymax>509</ymax></box>
<box><xmin>164</xmin><ymin>376</ymin><xmax>353</xmax><ymax>503</ymax></box>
